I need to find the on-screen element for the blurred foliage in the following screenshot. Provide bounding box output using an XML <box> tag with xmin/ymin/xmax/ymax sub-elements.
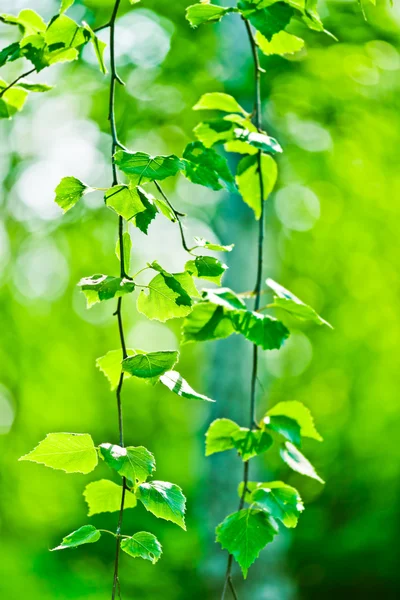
<box><xmin>0</xmin><ymin>0</ymin><xmax>399</xmax><ymax>599</ymax></box>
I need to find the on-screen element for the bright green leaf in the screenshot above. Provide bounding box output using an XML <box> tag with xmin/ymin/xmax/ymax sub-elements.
<box><xmin>256</xmin><ymin>29</ymin><xmax>304</xmax><ymax>56</ymax></box>
<box><xmin>19</xmin><ymin>432</ymin><xmax>98</xmax><ymax>474</ymax></box>
<box><xmin>137</xmin><ymin>481</ymin><xmax>186</xmax><ymax>530</ymax></box>
<box><xmin>115</xmin><ymin>231</ymin><xmax>132</xmax><ymax>274</ymax></box>
<box><xmin>263</xmin><ymin>415</ymin><xmax>301</xmax><ymax>446</ymax></box>
<box><xmin>205</xmin><ymin>418</ymin><xmax>241</xmax><ymax>456</ymax></box>
<box><xmin>182</xmin><ymin>141</ymin><xmax>236</xmax><ymax>192</ymax></box>
<box><xmin>100</xmin><ymin>443</ymin><xmax>156</xmax><ymax>484</ymax></box>
<box><xmin>114</xmin><ymin>150</ymin><xmax>184</xmax><ymax>184</ymax></box>
<box><xmin>230</xmin><ymin>309</ymin><xmax>289</xmax><ymax>350</ymax></box>
<box><xmin>105</xmin><ymin>184</ymin><xmax>146</xmax><ymax>221</ymax></box>
<box><xmin>182</xmin><ymin>302</ymin><xmax>235</xmax><ymax>344</ymax></box>
<box><xmin>83</xmin><ymin>479</ymin><xmax>137</xmax><ymax>516</ymax></box>
<box><xmin>193</xmin><ymin>92</ymin><xmax>247</xmax><ymax>115</ymax></box>
<box><xmin>233</xmin><ymin>129</ymin><xmax>283</xmax><ymax>154</ymax></box>
<box><xmin>122</xmin><ymin>350</ymin><xmax>179</xmax><ymax>380</ymax></box>
<box><xmin>159</xmin><ymin>370</ymin><xmax>215</xmax><ymax>402</ymax></box>
<box><xmin>78</xmin><ymin>274</ymin><xmax>135</xmax><ymax>307</ymax></box>
<box><xmin>266</xmin><ymin>400</ymin><xmax>323</xmax><ymax>441</ymax></box>
<box><xmin>96</xmin><ymin>348</ymin><xmax>135</xmax><ymax>391</ymax></box>
<box><xmin>83</xmin><ymin>22</ymin><xmax>107</xmax><ymax>74</ymax></box>
<box><xmin>192</xmin><ymin>236</ymin><xmax>234</xmax><ymax>252</ymax></box>
<box><xmin>121</xmin><ymin>532</ymin><xmax>162</xmax><ymax>564</ymax></box>
<box><xmin>54</xmin><ymin>176</ymin><xmax>90</xmax><ymax>213</ymax></box>
<box><xmin>60</xmin><ymin>0</ymin><xmax>75</xmax><ymax>13</ymax></box>
<box><xmin>134</xmin><ymin>187</ymin><xmax>158</xmax><ymax>234</ymax></box>
<box><xmin>266</xmin><ymin>278</ymin><xmax>332</xmax><ymax>328</ymax></box>
<box><xmin>0</xmin><ymin>10</ymin><xmax>46</xmax><ymax>36</ymax></box>
<box><xmin>236</xmin><ymin>154</ymin><xmax>278</xmax><ymax>219</ymax></box>
<box><xmin>137</xmin><ymin>271</ymin><xmax>198</xmax><ymax>322</ymax></box>
<box><xmin>238</xmin><ymin>0</ymin><xmax>294</xmax><ymax>41</ymax></box>
<box><xmin>0</xmin><ymin>81</ymin><xmax>28</xmax><ymax>119</ymax></box>
<box><xmin>185</xmin><ymin>256</ymin><xmax>228</xmax><ymax>284</ymax></box>
<box><xmin>51</xmin><ymin>525</ymin><xmax>100</xmax><ymax>551</ymax></box>
<box><xmin>186</xmin><ymin>3</ymin><xmax>235</xmax><ymax>27</ymax></box>
<box><xmin>251</xmin><ymin>481</ymin><xmax>304</xmax><ymax>528</ymax></box>
<box><xmin>0</xmin><ymin>42</ymin><xmax>21</xmax><ymax>68</ymax></box>
<box><xmin>216</xmin><ymin>509</ymin><xmax>278</xmax><ymax>577</ymax></box>
<box><xmin>280</xmin><ymin>441</ymin><xmax>324</xmax><ymax>483</ymax></box>
<box><xmin>232</xmin><ymin>428</ymin><xmax>273</xmax><ymax>461</ymax></box>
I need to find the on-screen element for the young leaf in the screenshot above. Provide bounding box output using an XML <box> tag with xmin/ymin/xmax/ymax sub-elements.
<box><xmin>205</xmin><ymin>418</ymin><xmax>241</xmax><ymax>456</ymax></box>
<box><xmin>182</xmin><ymin>141</ymin><xmax>236</xmax><ymax>192</ymax></box>
<box><xmin>192</xmin><ymin>236</ymin><xmax>234</xmax><ymax>252</ymax></box>
<box><xmin>0</xmin><ymin>82</ymin><xmax>28</xmax><ymax>119</ymax></box>
<box><xmin>19</xmin><ymin>433</ymin><xmax>98</xmax><ymax>474</ymax></box>
<box><xmin>96</xmin><ymin>348</ymin><xmax>135</xmax><ymax>390</ymax></box>
<box><xmin>251</xmin><ymin>482</ymin><xmax>304</xmax><ymax>528</ymax></box>
<box><xmin>45</xmin><ymin>14</ymin><xmax>89</xmax><ymax>51</ymax></box>
<box><xmin>237</xmin><ymin>0</ymin><xmax>294</xmax><ymax>41</ymax></box>
<box><xmin>256</xmin><ymin>30</ymin><xmax>304</xmax><ymax>57</ymax></box>
<box><xmin>134</xmin><ymin>187</ymin><xmax>158</xmax><ymax>234</ymax></box>
<box><xmin>230</xmin><ymin>310</ymin><xmax>289</xmax><ymax>351</ymax></box>
<box><xmin>153</xmin><ymin>196</ymin><xmax>176</xmax><ymax>222</ymax></box>
<box><xmin>137</xmin><ymin>271</ymin><xmax>198</xmax><ymax>322</ymax></box>
<box><xmin>266</xmin><ymin>400</ymin><xmax>323</xmax><ymax>441</ymax></box>
<box><xmin>137</xmin><ymin>481</ymin><xmax>186</xmax><ymax>530</ymax></box>
<box><xmin>236</xmin><ymin>154</ymin><xmax>278</xmax><ymax>219</ymax></box>
<box><xmin>186</xmin><ymin>3</ymin><xmax>235</xmax><ymax>27</ymax></box>
<box><xmin>232</xmin><ymin>428</ymin><xmax>273</xmax><ymax>461</ymax></box>
<box><xmin>16</xmin><ymin>81</ymin><xmax>53</xmax><ymax>92</ymax></box>
<box><xmin>193</xmin><ymin>118</ymin><xmax>236</xmax><ymax>148</ymax></box>
<box><xmin>202</xmin><ymin>287</ymin><xmax>246</xmax><ymax>311</ymax></box>
<box><xmin>182</xmin><ymin>303</ymin><xmax>235</xmax><ymax>344</ymax></box>
<box><xmin>114</xmin><ymin>150</ymin><xmax>184</xmax><ymax>184</ymax></box>
<box><xmin>121</xmin><ymin>532</ymin><xmax>162</xmax><ymax>564</ymax></box>
<box><xmin>105</xmin><ymin>185</ymin><xmax>146</xmax><ymax>221</ymax></box>
<box><xmin>115</xmin><ymin>231</ymin><xmax>132</xmax><ymax>274</ymax></box>
<box><xmin>193</xmin><ymin>92</ymin><xmax>248</xmax><ymax>116</ymax></box>
<box><xmin>159</xmin><ymin>370</ymin><xmax>215</xmax><ymax>402</ymax></box>
<box><xmin>266</xmin><ymin>278</ymin><xmax>332</xmax><ymax>328</ymax></box>
<box><xmin>263</xmin><ymin>415</ymin><xmax>301</xmax><ymax>446</ymax></box>
<box><xmin>83</xmin><ymin>479</ymin><xmax>137</xmax><ymax>516</ymax></box>
<box><xmin>0</xmin><ymin>10</ymin><xmax>46</xmax><ymax>36</ymax></box>
<box><xmin>122</xmin><ymin>350</ymin><xmax>179</xmax><ymax>380</ymax></box>
<box><xmin>0</xmin><ymin>42</ymin><xmax>21</xmax><ymax>68</ymax></box>
<box><xmin>60</xmin><ymin>0</ymin><xmax>75</xmax><ymax>14</ymax></box>
<box><xmin>83</xmin><ymin>22</ymin><xmax>107</xmax><ymax>74</ymax></box>
<box><xmin>233</xmin><ymin>129</ymin><xmax>283</xmax><ymax>154</ymax></box>
<box><xmin>280</xmin><ymin>441</ymin><xmax>324</xmax><ymax>483</ymax></box>
<box><xmin>51</xmin><ymin>525</ymin><xmax>101</xmax><ymax>551</ymax></box>
<box><xmin>216</xmin><ymin>509</ymin><xmax>278</xmax><ymax>578</ymax></box>
<box><xmin>78</xmin><ymin>274</ymin><xmax>135</xmax><ymax>307</ymax></box>
<box><xmin>185</xmin><ymin>256</ymin><xmax>228</xmax><ymax>284</ymax></box>
<box><xmin>54</xmin><ymin>176</ymin><xmax>90</xmax><ymax>212</ymax></box>
<box><xmin>99</xmin><ymin>443</ymin><xmax>156</xmax><ymax>484</ymax></box>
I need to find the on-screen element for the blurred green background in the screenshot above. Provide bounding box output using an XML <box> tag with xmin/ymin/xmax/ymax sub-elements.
<box><xmin>1</xmin><ymin>0</ymin><xmax>399</xmax><ymax>598</ymax></box>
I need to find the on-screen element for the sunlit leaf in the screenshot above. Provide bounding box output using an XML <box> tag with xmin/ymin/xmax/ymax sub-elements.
<box><xmin>54</xmin><ymin>176</ymin><xmax>90</xmax><ymax>212</ymax></box>
<box><xmin>114</xmin><ymin>150</ymin><xmax>184</xmax><ymax>184</ymax></box>
<box><xmin>96</xmin><ymin>348</ymin><xmax>135</xmax><ymax>390</ymax></box>
<box><xmin>137</xmin><ymin>481</ymin><xmax>186</xmax><ymax>529</ymax></box>
<box><xmin>256</xmin><ymin>29</ymin><xmax>304</xmax><ymax>56</ymax></box>
<box><xmin>236</xmin><ymin>154</ymin><xmax>278</xmax><ymax>219</ymax></box>
<box><xmin>280</xmin><ymin>441</ymin><xmax>324</xmax><ymax>483</ymax></box>
<box><xmin>192</xmin><ymin>236</ymin><xmax>234</xmax><ymax>252</ymax></box>
<box><xmin>193</xmin><ymin>92</ymin><xmax>248</xmax><ymax>115</ymax></box>
<box><xmin>159</xmin><ymin>370</ymin><xmax>215</xmax><ymax>402</ymax></box>
<box><xmin>186</xmin><ymin>3</ymin><xmax>235</xmax><ymax>27</ymax></box>
<box><xmin>83</xmin><ymin>479</ymin><xmax>137</xmax><ymax>516</ymax></box>
<box><xmin>115</xmin><ymin>231</ymin><xmax>132</xmax><ymax>273</ymax></box>
<box><xmin>105</xmin><ymin>184</ymin><xmax>146</xmax><ymax>221</ymax></box>
<box><xmin>19</xmin><ymin>433</ymin><xmax>98</xmax><ymax>474</ymax></box>
<box><xmin>205</xmin><ymin>418</ymin><xmax>241</xmax><ymax>456</ymax></box>
<box><xmin>100</xmin><ymin>443</ymin><xmax>156</xmax><ymax>484</ymax></box>
<box><xmin>78</xmin><ymin>274</ymin><xmax>135</xmax><ymax>307</ymax></box>
<box><xmin>238</xmin><ymin>0</ymin><xmax>294</xmax><ymax>41</ymax></box>
<box><xmin>185</xmin><ymin>256</ymin><xmax>228</xmax><ymax>284</ymax></box>
<box><xmin>51</xmin><ymin>525</ymin><xmax>101</xmax><ymax>551</ymax></box>
<box><xmin>266</xmin><ymin>400</ymin><xmax>323</xmax><ymax>441</ymax></box>
<box><xmin>182</xmin><ymin>302</ymin><xmax>235</xmax><ymax>343</ymax></box>
<box><xmin>121</xmin><ymin>532</ymin><xmax>162</xmax><ymax>564</ymax></box>
<box><xmin>122</xmin><ymin>350</ymin><xmax>179</xmax><ymax>380</ymax></box>
<box><xmin>137</xmin><ymin>271</ymin><xmax>198</xmax><ymax>322</ymax></box>
<box><xmin>232</xmin><ymin>428</ymin><xmax>273</xmax><ymax>461</ymax></box>
<box><xmin>266</xmin><ymin>278</ymin><xmax>332</xmax><ymax>328</ymax></box>
<box><xmin>251</xmin><ymin>481</ymin><xmax>304</xmax><ymax>528</ymax></box>
<box><xmin>182</xmin><ymin>141</ymin><xmax>236</xmax><ymax>192</ymax></box>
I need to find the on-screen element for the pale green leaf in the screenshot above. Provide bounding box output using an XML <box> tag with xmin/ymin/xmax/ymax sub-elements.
<box><xmin>159</xmin><ymin>370</ymin><xmax>215</xmax><ymax>402</ymax></box>
<box><xmin>182</xmin><ymin>141</ymin><xmax>236</xmax><ymax>192</ymax></box>
<box><xmin>114</xmin><ymin>150</ymin><xmax>184</xmax><ymax>184</ymax></box>
<box><xmin>100</xmin><ymin>443</ymin><xmax>156</xmax><ymax>484</ymax></box>
<box><xmin>137</xmin><ymin>271</ymin><xmax>198</xmax><ymax>322</ymax></box>
<box><xmin>202</xmin><ymin>287</ymin><xmax>246</xmax><ymax>311</ymax></box>
<box><xmin>16</xmin><ymin>81</ymin><xmax>53</xmax><ymax>92</ymax></box>
<box><xmin>216</xmin><ymin>509</ymin><xmax>278</xmax><ymax>578</ymax></box>
<box><xmin>83</xmin><ymin>22</ymin><xmax>107</xmax><ymax>74</ymax></box>
<box><xmin>186</xmin><ymin>3</ymin><xmax>235</xmax><ymax>27</ymax></box>
<box><xmin>205</xmin><ymin>418</ymin><xmax>241</xmax><ymax>456</ymax></box>
<box><xmin>266</xmin><ymin>278</ymin><xmax>332</xmax><ymax>328</ymax></box>
<box><xmin>45</xmin><ymin>15</ymin><xmax>88</xmax><ymax>50</ymax></box>
<box><xmin>251</xmin><ymin>481</ymin><xmax>304</xmax><ymax>528</ymax></box>
<box><xmin>238</xmin><ymin>0</ymin><xmax>294</xmax><ymax>41</ymax></box>
<box><xmin>122</xmin><ymin>350</ymin><xmax>179</xmax><ymax>381</ymax></box>
<box><xmin>0</xmin><ymin>81</ymin><xmax>28</xmax><ymax>119</ymax></box>
<box><xmin>0</xmin><ymin>10</ymin><xmax>46</xmax><ymax>36</ymax></box>
<box><xmin>153</xmin><ymin>196</ymin><xmax>176</xmax><ymax>222</ymax></box>
<box><xmin>192</xmin><ymin>236</ymin><xmax>234</xmax><ymax>252</ymax></box>
<box><xmin>121</xmin><ymin>532</ymin><xmax>162</xmax><ymax>564</ymax></box>
<box><xmin>236</xmin><ymin>154</ymin><xmax>278</xmax><ymax>219</ymax></box>
<box><xmin>51</xmin><ymin>525</ymin><xmax>100</xmax><ymax>551</ymax></box>
<box><xmin>280</xmin><ymin>441</ymin><xmax>324</xmax><ymax>483</ymax></box>
<box><xmin>233</xmin><ymin>129</ymin><xmax>283</xmax><ymax>154</ymax></box>
<box><xmin>182</xmin><ymin>302</ymin><xmax>235</xmax><ymax>344</ymax></box>
<box><xmin>266</xmin><ymin>400</ymin><xmax>323</xmax><ymax>441</ymax></box>
<box><xmin>19</xmin><ymin>432</ymin><xmax>98</xmax><ymax>474</ymax></box>
<box><xmin>83</xmin><ymin>479</ymin><xmax>137</xmax><ymax>516</ymax></box>
<box><xmin>105</xmin><ymin>184</ymin><xmax>146</xmax><ymax>221</ymax></box>
<box><xmin>137</xmin><ymin>481</ymin><xmax>186</xmax><ymax>529</ymax></box>
<box><xmin>263</xmin><ymin>415</ymin><xmax>301</xmax><ymax>446</ymax></box>
<box><xmin>54</xmin><ymin>176</ymin><xmax>90</xmax><ymax>212</ymax></box>
<box><xmin>60</xmin><ymin>0</ymin><xmax>75</xmax><ymax>13</ymax></box>
<box><xmin>256</xmin><ymin>29</ymin><xmax>304</xmax><ymax>56</ymax></box>
<box><xmin>115</xmin><ymin>231</ymin><xmax>132</xmax><ymax>274</ymax></box>
<box><xmin>193</xmin><ymin>92</ymin><xmax>247</xmax><ymax>115</ymax></box>
<box><xmin>185</xmin><ymin>256</ymin><xmax>228</xmax><ymax>284</ymax></box>
<box><xmin>78</xmin><ymin>274</ymin><xmax>135</xmax><ymax>307</ymax></box>
<box><xmin>96</xmin><ymin>348</ymin><xmax>135</xmax><ymax>391</ymax></box>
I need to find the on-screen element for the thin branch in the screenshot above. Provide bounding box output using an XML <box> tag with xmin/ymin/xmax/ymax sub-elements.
<box><xmin>0</xmin><ymin>68</ymin><xmax>36</xmax><ymax>98</ymax></box>
<box><xmin>221</xmin><ymin>17</ymin><xmax>265</xmax><ymax>600</ymax></box>
<box><xmin>153</xmin><ymin>181</ymin><xmax>192</xmax><ymax>254</ymax></box>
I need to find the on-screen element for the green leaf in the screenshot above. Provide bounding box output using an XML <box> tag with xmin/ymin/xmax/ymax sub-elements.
<box><xmin>137</xmin><ymin>481</ymin><xmax>186</xmax><ymax>529</ymax></box>
<box><xmin>60</xmin><ymin>0</ymin><xmax>75</xmax><ymax>13</ymax></box>
<box><xmin>186</xmin><ymin>3</ymin><xmax>235</xmax><ymax>27</ymax></box>
<box><xmin>105</xmin><ymin>184</ymin><xmax>146</xmax><ymax>221</ymax></box>
<box><xmin>19</xmin><ymin>432</ymin><xmax>98</xmax><ymax>474</ymax></box>
<box><xmin>230</xmin><ymin>310</ymin><xmax>289</xmax><ymax>350</ymax></box>
<box><xmin>263</xmin><ymin>415</ymin><xmax>301</xmax><ymax>446</ymax></box>
<box><xmin>0</xmin><ymin>81</ymin><xmax>28</xmax><ymax>119</ymax></box>
<box><xmin>251</xmin><ymin>481</ymin><xmax>304</xmax><ymax>528</ymax></box>
<box><xmin>236</xmin><ymin>154</ymin><xmax>278</xmax><ymax>219</ymax></box>
<box><xmin>159</xmin><ymin>370</ymin><xmax>215</xmax><ymax>402</ymax></box>
<box><xmin>137</xmin><ymin>271</ymin><xmax>198</xmax><ymax>322</ymax></box>
<box><xmin>78</xmin><ymin>274</ymin><xmax>135</xmax><ymax>308</ymax></box>
<box><xmin>121</xmin><ymin>532</ymin><xmax>162</xmax><ymax>564</ymax></box>
<box><xmin>266</xmin><ymin>400</ymin><xmax>323</xmax><ymax>441</ymax></box>
<box><xmin>0</xmin><ymin>10</ymin><xmax>46</xmax><ymax>36</ymax></box>
<box><xmin>232</xmin><ymin>428</ymin><xmax>273</xmax><ymax>461</ymax></box>
<box><xmin>83</xmin><ymin>22</ymin><xmax>107</xmax><ymax>74</ymax></box>
<box><xmin>280</xmin><ymin>441</ymin><xmax>324</xmax><ymax>483</ymax></box>
<box><xmin>122</xmin><ymin>350</ymin><xmax>179</xmax><ymax>380</ymax></box>
<box><xmin>202</xmin><ymin>287</ymin><xmax>247</xmax><ymax>310</ymax></box>
<box><xmin>238</xmin><ymin>0</ymin><xmax>294</xmax><ymax>41</ymax></box>
<box><xmin>192</xmin><ymin>236</ymin><xmax>234</xmax><ymax>252</ymax></box>
<box><xmin>96</xmin><ymin>348</ymin><xmax>135</xmax><ymax>390</ymax></box>
<box><xmin>115</xmin><ymin>231</ymin><xmax>132</xmax><ymax>273</ymax></box>
<box><xmin>193</xmin><ymin>92</ymin><xmax>248</xmax><ymax>116</ymax></box>
<box><xmin>153</xmin><ymin>196</ymin><xmax>176</xmax><ymax>222</ymax></box>
<box><xmin>182</xmin><ymin>141</ymin><xmax>236</xmax><ymax>192</ymax></box>
<box><xmin>0</xmin><ymin>42</ymin><xmax>21</xmax><ymax>68</ymax></box>
<box><xmin>182</xmin><ymin>303</ymin><xmax>235</xmax><ymax>344</ymax></box>
<box><xmin>83</xmin><ymin>479</ymin><xmax>137</xmax><ymax>516</ymax></box>
<box><xmin>233</xmin><ymin>129</ymin><xmax>283</xmax><ymax>154</ymax></box>
<box><xmin>205</xmin><ymin>418</ymin><xmax>241</xmax><ymax>456</ymax></box>
<box><xmin>256</xmin><ymin>29</ymin><xmax>304</xmax><ymax>56</ymax></box>
<box><xmin>185</xmin><ymin>256</ymin><xmax>228</xmax><ymax>284</ymax></box>
<box><xmin>216</xmin><ymin>509</ymin><xmax>278</xmax><ymax>578</ymax></box>
<box><xmin>45</xmin><ymin>14</ymin><xmax>88</xmax><ymax>51</ymax></box>
<box><xmin>51</xmin><ymin>525</ymin><xmax>101</xmax><ymax>551</ymax></box>
<box><xmin>16</xmin><ymin>81</ymin><xmax>53</xmax><ymax>92</ymax></box>
<box><xmin>114</xmin><ymin>150</ymin><xmax>184</xmax><ymax>184</ymax></box>
<box><xmin>134</xmin><ymin>187</ymin><xmax>158</xmax><ymax>234</ymax></box>
<box><xmin>266</xmin><ymin>278</ymin><xmax>332</xmax><ymax>328</ymax></box>
<box><xmin>54</xmin><ymin>176</ymin><xmax>90</xmax><ymax>212</ymax></box>
<box><xmin>100</xmin><ymin>443</ymin><xmax>156</xmax><ymax>484</ymax></box>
